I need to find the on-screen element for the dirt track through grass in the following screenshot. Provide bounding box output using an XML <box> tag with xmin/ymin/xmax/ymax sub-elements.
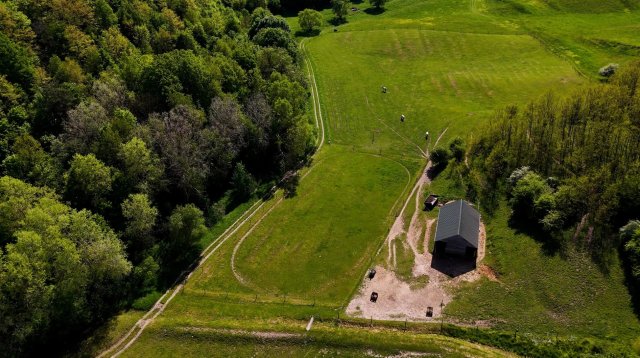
<box><xmin>230</xmin><ymin>198</ymin><xmax>283</xmax><ymax>289</ymax></box>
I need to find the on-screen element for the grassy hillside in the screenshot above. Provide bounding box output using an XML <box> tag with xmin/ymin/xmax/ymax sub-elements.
<box><xmin>307</xmin><ymin>29</ymin><xmax>583</xmax><ymax>151</ymax></box>
<box><xmin>448</xmin><ymin>204</ymin><xmax>640</xmax><ymax>342</ymax></box>
<box><xmin>189</xmin><ymin>148</ymin><xmax>414</xmax><ymax>304</ymax></box>
<box><xmin>481</xmin><ymin>0</ymin><xmax>640</xmax><ymax>75</ymax></box>
<box><xmin>108</xmin><ymin>0</ymin><xmax>640</xmax><ymax>355</ymax></box>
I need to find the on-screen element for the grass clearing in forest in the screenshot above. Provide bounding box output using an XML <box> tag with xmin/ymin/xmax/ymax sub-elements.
<box><xmin>109</xmin><ymin>0</ymin><xmax>640</xmax><ymax>355</ymax></box>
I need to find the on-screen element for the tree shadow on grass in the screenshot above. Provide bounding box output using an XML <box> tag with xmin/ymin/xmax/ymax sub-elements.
<box><xmin>507</xmin><ymin>213</ymin><xmax>565</xmax><ymax>257</ymax></box>
<box><xmin>426</xmin><ymin>163</ymin><xmax>447</xmax><ymax>180</ymax></box>
<box><xmin>620</xmin><ymin>247</ymin><xmax>640</xmax><ymax>318</ymax></box>
<box><xmin>328</xmin><ymin>17</ymin><xmax>347</xmax><ymax>26</ymax></box>
<box><xmin>294</xmin><ymin>29</ymin><xmax>321</xmax><ymax>37</ymax></box>
<box><xmin>364</xmin><ymin>7</ymin><xmax>385</xmax><ymax>15</ymax></box>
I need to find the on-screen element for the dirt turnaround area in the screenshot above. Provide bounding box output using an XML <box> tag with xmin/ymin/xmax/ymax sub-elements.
<box><xmin>347</xmin><ymin>219</ymin><xmax>489</xmax><ymax>321</ymax></box>
<box><xmin>347</xmin><ymin>151</ymin><xmax>493</xmax><ymax>322</ymax></box>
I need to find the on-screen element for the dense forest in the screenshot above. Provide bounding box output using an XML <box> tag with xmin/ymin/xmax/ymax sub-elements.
<box><xmin>0</xmin><ymin>0</ymin><xmax>317</xmax><ymax>355</ymax></box>
<box><xmin>462</xmin><ymin>62</ymin><xmax>640</xmax><ymax>303</ymax></box>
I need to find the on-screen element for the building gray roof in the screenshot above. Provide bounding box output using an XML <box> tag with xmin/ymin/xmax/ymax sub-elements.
<box><xmin>434</xmin><ymin>200</ymin><xmax>480</xmax><ymax>248</ymax></box>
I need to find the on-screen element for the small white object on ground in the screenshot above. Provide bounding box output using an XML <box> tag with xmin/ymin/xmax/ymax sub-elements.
<box><xmin>306</xmin><ymin>316</ymin><xmax>315</xmax><ymax>331</ymax></box>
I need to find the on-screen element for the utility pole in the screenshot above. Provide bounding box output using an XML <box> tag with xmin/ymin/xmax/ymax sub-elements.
<box><xmin>440</xmin><ymin>301</ymin><xmax>444</xmax><ymax>332</ymax></box>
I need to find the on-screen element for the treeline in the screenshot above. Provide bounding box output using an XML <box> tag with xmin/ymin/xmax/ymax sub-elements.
<box><xmin>0</xmin><ymin>0</ymin><xmax>315</xmax><ymax>355</ymax></box>
<box><xmin>464</xmin><ymin>61</ymin><xmax>640</xmax><ymax>291</ymax></box>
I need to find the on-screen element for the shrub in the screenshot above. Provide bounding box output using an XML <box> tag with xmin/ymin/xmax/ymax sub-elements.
<box><xmin>298</xmin><ymin>9</ymin><xmax>323</xmax><ymax>33</ymax></box>
<box><xmin>332</xmin><ymin>0</ymin><xmax>349</xmax><ymax>22</ymax></box>
<box><xmin>369</xmin><ymin>0</ymin><xmax>388</xmax><ymax>9</ymax></box>
<box><xmin>281</xmin><ymin>171</ymin><xmax>300</xmax><ymax>198</ymax></box>
<box><xmin>131</xmin><ymin>290</ymin><xmax>163</xmax><ymax>311</ymax></box>
<box><xmin>430</xmin><ymin>147</ymin><xmax>450</xmax><ymax>167</ymax></box>
<box><xmin>599</xmin><ymin>63</ymin><xmax>618</xmax><ymax>77</ymax></box>
<box><xmin>448</xmin><ymin>137</ymin><xmax>465</xmax><ymax>162</ymax></box>
<box><xmin>232</xmin><ymin>162</ymin><xmax>257</xmax><ymax>202</ymax></box>
<box><xmin>510</xmin><ymin>172</ymin><xmax>551</xmax><ymax>220</ymax></box>
<box><xmin>207</xmin><ymin>201</ymin><xmax>226</xmax><ymax>226</ymax></box>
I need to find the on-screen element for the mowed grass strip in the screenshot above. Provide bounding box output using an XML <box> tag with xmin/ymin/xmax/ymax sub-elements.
<box><xmin>191</xmin><ymin>148</ymin><xmax>412</xmax><ymax>304</ymax></box>
<box><xmin>335</xmin><ymin>0</ymin><xmax>524</xmax><ymax>34</ymax></box>
<box><xmin>121</xmin><ymin>319</ymin><xmax>514</xmax><ymax>358</ymax></box>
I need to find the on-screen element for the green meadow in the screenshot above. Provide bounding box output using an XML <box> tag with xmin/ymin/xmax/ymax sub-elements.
<box><xmin>188</xmin><ymin>147</ymin><xmax>414</xmax><ymax>304</ymax></box>
<box><xmin>112</xmin><ymin>0</ymin><xmax>640</xmax><ymax>355</ymax></box>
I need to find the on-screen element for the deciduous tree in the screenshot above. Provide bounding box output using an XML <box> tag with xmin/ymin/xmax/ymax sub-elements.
<box><xmin>298</xmin><ymin>9</ymin><xmax>323</xmax><ymax>33</ymax></box>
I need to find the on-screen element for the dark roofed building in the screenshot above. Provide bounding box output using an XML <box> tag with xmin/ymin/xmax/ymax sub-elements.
<box><xmin>424</xmin><ymin>194</ymin><xmax>438</xmax><ymax>210</ymax></box>
<box><xmin>434</xmin><ymin>200</ymin><xmax>480</xmax><ymax>259</ymax></box>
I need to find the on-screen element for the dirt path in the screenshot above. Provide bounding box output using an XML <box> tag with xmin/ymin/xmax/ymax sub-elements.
<box><xmin>387</xmin><ymin>128</ymin><xmax>447</xmax><ymax>267</ymax></box>
<box><xmin>301</xmin><ymin>40</ymin><xmax>326</xmax><ymax>150</ymax></box>
<box><xmin>99</xmin><ymin>40</ymin><xmax>328</xmax><ymax>358</ymax></box>
<box><xmin>231</xmin><ymin>198</ymin><xmax>283</xmax><ymax>288</ymax></box>
<box><xmin>348</xmin><ymin>128</ymin><xmax>501</xmax><ymax>322</ymax></box>
<box><xmin>422</xmin><ymin>219</ymin><xmax>435</xmax><ymax>254</ymax></box>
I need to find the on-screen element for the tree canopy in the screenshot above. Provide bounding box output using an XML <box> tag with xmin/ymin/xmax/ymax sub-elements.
<box><xmin>0</xmin><ymin>176</ymin><xmax>130</xmax><ymax>355</ymax></box>
<box><xmin>466</xmin><ymin>60</ymin><xmax>640</xmax><ymax>288</ymax></box>
<box><xmin>0</xmin><ymin>0</ymin><xmax>317</xmax><ymax>354</ymax></box>
<box><xmin>298</xmin><ymin>9</ymin><xmax>323</xmax><ymax>33</ymax></box>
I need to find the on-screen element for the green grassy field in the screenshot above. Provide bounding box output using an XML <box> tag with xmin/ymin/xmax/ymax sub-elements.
<box><xmin>109</xmin><ymin>0</ymin><xmax>640</xmax><ymax>355</ymax></box>
<box><xmin>447</xmin><ymin>205</ymin><xmax>640</xmax><ymax>344</ymax></box>
<box><xmin>188</xmin><ymin>147</ymin><xmax>414</xmax><ymax>304</ymax></box>
<box><xmin>306</xmin><ymin>28</ymin><xmax>583</xmax><ymax>154</ymax></box>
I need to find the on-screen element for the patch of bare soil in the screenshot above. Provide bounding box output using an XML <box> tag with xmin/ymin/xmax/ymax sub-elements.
<box><xmin>346</xmin><ymin>266</ymin><xmax>450</xmax><ymax>320</ymax></box>
<box><xmin>365</xmin><ymin>350</ymin><xmax>435</xmax><ymax>358</ymax></box>
<box><xmin>349</xmin><ymin>165</ymin><xmax>494</xmax><ymax>321</ymax></box>
<box><xmin>478</xmin><ymin>264</ymin><xmax>499</xmax><ymax>282</ymax></box>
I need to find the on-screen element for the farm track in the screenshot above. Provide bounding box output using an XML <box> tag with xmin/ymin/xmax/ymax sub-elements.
<box><xmin>228</xmin><ymin>40</ymin><xmax>418</xmax><ymax>295</ymax></box>
<box><xmin>98</xmin><ymin>39</ymin><xmax>328</xmax><ymax>358</ymax></box>
<box><xmin>230</xmin><ymin>198</ymin><xmax>283</xmax><ymax>289</ymax></box>
<box><xmin>386</xmin><ymin>128</ymin><xmax>447</xmax><ymax>267</ymax></box>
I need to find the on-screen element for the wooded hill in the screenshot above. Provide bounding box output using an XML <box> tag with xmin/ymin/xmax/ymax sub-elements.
<box><xmin>467</xmin><ymin>61</ymin><xmax>640</xmax><ymax>296</ymax></box>
<box><xmin>0</xmin><ymin>0</ymin><xmax>315</xmax><ymax>355</ymax></box>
